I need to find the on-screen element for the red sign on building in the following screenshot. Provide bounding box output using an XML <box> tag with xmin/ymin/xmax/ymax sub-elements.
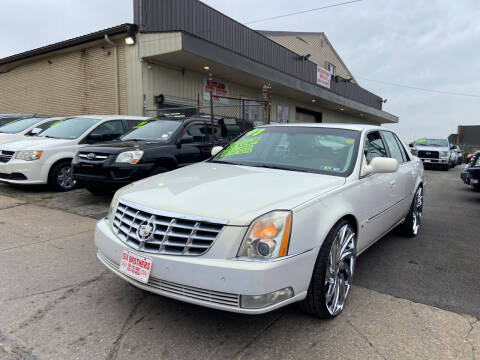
<box><xmin>316</xmin><ymin>66</ymin><xmax>331</xmax><ymax>89</ymax></box>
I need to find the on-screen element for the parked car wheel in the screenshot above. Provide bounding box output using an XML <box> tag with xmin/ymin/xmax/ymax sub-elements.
<box><xmin>85</xmin><ymin>184</ymin><xmax>113</xmax><ymax>196</ymax></box>
<box><xmin>300</xmin><ymin>220</ymin><xmax>356</xmax><ymax>319</ymax></box>
<box><xmin>49</xmin><ymin>161</ymin><xmax>77</xmax><ymax>192</ymax></box>
<box><xmin>399</xmin><ymin>187</ymin><xmax>423</xmax><ymax>237</ymax></box>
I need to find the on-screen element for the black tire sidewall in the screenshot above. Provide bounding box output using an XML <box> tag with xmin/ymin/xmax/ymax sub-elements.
<box><xmin>49</xmin><ymin>161</ymin><xmax>76</xmax><ymax>192</ymax></box>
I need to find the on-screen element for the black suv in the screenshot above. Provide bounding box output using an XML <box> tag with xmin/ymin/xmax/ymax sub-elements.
<box><xmin>72</xmin><ymin>116</ymin><xmax>255</xmax><ymax>194</ymax></box>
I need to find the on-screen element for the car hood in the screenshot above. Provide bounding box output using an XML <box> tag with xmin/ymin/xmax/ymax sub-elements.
<box><xmin>414</xmin><ymin>145</ymin><xmax>449</xmax><ymax>152</ymax></box>
<box><xmin>119</xmin><ymin>162</ymin><xmax>346</xmax><ymax>226</ymax></box>
<box><xmin>0</xmin><ymin>137</ymin><xmax>75</xmax><ymax>151</ymax></box>
<box><xmin>80</xmin><ymin>140</ymin><xmax>169</xmax><ymax>155</ymax></box>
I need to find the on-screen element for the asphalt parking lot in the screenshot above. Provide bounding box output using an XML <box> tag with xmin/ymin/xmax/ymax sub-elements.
<box><xmin>0</xmin><ymin>167</ymin><xmax>479</xmax><ymax>360</ymax></box>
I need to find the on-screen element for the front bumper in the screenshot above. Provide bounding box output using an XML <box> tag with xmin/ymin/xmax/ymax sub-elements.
<box><xmin>72</xmin><ymin>158</ymin><xmax>154</xmax><ymax>187</ymax></box>
<box><xmin>95</xmin><ymin>219</ymin><xmax>314</xmax><ymax>314</ymax></box>
<box><xmin>419</xmin><ymin>157</ymin><xmax>449</xmax><ymax>165</ymax></box>
<box><xmin>468</xmin><ymin>168</ymin><xmax>480</xmax><ymax>187</ymax></box>
<box><xmin>0</xmin><ymin>159</ymin><xmax>46</xmax><ymax>184</ymax></box>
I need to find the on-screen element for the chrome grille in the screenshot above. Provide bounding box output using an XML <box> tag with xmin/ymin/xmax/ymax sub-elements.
<box><xmin>98</xmin><ymin>251</ymin><xmax>239</xmax><ymax>307</ymax></box>
<box><xmin>0</xmin><ymin>150</ymin><xmax>14</xmax><ymax>163</ymax></box>
<box><xmin>112</xmin><ymin>201</ymin><xmax>225</xmax><ymax>256</ymax></box>
<box><xmin>418</xmin><ymin>150</ymin><xmax>439</xmax><ymax>159</ymax></box>
<box><xmin>78</xmin><ymin>152</ymin><xmax>109</xmax><ymax>161</ymax></box>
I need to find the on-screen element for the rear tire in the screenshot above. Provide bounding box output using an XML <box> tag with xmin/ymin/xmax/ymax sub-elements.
<box><xmin>399</xmin><ymin>186</ymin><xmax>423</xmax><ymax>237</ymax></box>
<box><xmin>300</xmin><ymin>220</ymin><xmax>356</xmax><ymax>319</ymax></box>
<box><xmin>49</xmin><ymin>161</ymin><xmax>77</xmax><ymax>192</ymax></box>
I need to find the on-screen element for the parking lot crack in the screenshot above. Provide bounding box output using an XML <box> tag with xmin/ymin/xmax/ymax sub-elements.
<box><xmin>346</xmin><ymin>319</ymin><xmax>387</xmax><ymax>360</ymax></box>
<box><xmin>0</xmin><ymin>330</ymin><xmax>37</xmax><ymax>360</ymax></box>
<box><xmin>466</xmin><ymin>318</ymin><xmax>479</xmax><ymax>360</ymax></box>
<box><xmin>12</xmin><ymin>271</ymin><xmax>108</xmax><ymax>333</ymax></box>
<box><xmin>105</xmin><ymin>293</ymin><xmax>147</xmax><ymax>360</ymax></box>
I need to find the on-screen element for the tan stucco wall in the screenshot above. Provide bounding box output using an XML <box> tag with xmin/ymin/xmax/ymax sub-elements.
<box><xmin>0</xmin><ymin>42</ymin><xmax>127</xmax><ymax>116</ymax></box>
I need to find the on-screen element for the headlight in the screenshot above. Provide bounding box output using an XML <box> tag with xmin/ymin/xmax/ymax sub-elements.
<box><xmin>237</xmin><ymin>211</ymin><xmax>292</xmax><ymax>260</ymax></box>
<box><xmin>107</xmin><ymin>184</ymin><xmax>133</xmax><ymax>224</ymax></box>
<box><xmin>115</xmin><ymin>150</ymin><xmax>143</xmax><ymax>164</ymax></box>
<box><xmin>410</xmin><ymin>149</ymin><xmax>418</xmax><ymax>156</ymax></box>
<box><xmin>15</xmin><ymin>150</ymin><xmax>43</xmax><ymax>161</ymax></box>
<box><xmin>476</xmin><ymin>157</ymin><xmax>480</xmax><ymax>167</ymax></box>
<box><xmin>440</xmin><ymin>151</ymin><xmax>449</xmax><ymax>158</ymax></box>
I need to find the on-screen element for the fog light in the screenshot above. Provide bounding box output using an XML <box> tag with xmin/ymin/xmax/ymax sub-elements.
<box><xmin>240</xmin><ymin>287</ymin><xmax>294</xmax><ymax>309</ymax></box>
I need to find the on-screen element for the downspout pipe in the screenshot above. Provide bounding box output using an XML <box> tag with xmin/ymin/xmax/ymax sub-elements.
<box><xmin>104</xmin><ymin>34</ymin><xmax>120</xmax><ymax>115</ymax></box>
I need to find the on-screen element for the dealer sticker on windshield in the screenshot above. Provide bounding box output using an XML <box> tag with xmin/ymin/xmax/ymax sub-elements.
<box><xmin>119</xmin><ymin>250</ymin><xmax>152</xmax><ymax>284</ymax></box>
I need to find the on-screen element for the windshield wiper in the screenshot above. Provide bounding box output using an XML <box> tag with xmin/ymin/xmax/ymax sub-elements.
<box><xmin>245</xmin><ymin>163</ymin><xmax>312</xmax><ymax>173</ymax></box>
<box><xmin>210</xmin><ymin>159</ymin><xmax>241</xmax><ymax>166</ymax></box>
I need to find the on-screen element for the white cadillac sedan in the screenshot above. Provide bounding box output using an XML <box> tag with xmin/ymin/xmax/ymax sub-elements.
<box><xmin>95</xmin><ymin>124</ymin><xmax>424</xmax><ymax>318</ymax></box>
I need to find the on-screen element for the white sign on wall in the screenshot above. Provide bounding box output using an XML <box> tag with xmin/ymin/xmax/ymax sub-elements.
<box><xmin>316</xmin><ymin>66</ymin><xmax>331</xmax><ymax>88</ymax></box>
<box><xmin>203</xmin><ymin>79</ymin><xmax>229</xmax><ymax>103</ymax></box>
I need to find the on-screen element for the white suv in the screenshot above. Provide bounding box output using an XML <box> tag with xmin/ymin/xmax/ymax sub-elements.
<box><xmin>0</xmin><ymin>115</ymin><xmax>149</xmax><ymax>191</ymax></box>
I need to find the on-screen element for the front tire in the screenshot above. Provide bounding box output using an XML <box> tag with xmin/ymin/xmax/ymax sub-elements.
<box><xmin>300</xmin><ymin>220</ymin><xmax>356</xmax><ymax>318</ymax></box>
<box><xmin>399</xmin><ymin>186</ymin><xmax>423</xmax><ymax>237</ymax></box>
<box><xmin>49</xmin><ymin>161</ymin><xmax>77</xmax><ymax>192</ymax></box>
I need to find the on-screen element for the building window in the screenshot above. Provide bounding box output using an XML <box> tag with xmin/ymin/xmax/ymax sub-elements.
<box><xmin>277</xmin><ymin>104</ymin><xmax>290</xmax><ymax>123</ymax></box>
<box><xmin>328</xmin><ymin>63</ymin><xmax>335</xmax><ymax>76</ymax></box>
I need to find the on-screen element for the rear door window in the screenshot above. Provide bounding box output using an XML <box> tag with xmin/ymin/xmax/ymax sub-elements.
<box><xmin>381</xmin><ymin>131</ymin><xmax>405</xmax><ymax>164</ymax></box>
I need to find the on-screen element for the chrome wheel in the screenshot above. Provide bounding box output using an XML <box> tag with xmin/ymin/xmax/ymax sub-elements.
<box><xmin>57</xmin><ymin>166</ymin><xmax>75</xmax><ymax>190</ymax></box>
<box><xmin>412</xmin><ymin>187</ymin><xmax>423</xmax><ymax>235</ymax></box>
<box><xmin>325</xmin><ymin>224</ymin><xmax>356</xmax><ymax>316</ymax></box>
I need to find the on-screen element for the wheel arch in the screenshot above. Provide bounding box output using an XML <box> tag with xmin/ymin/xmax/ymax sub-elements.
<box><xmin>48</xmin><ymin>157</ymin><xmax>73</xmax><ymax>180</ymax></box>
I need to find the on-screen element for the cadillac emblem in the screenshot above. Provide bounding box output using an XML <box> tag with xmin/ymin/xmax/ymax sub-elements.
<box><xmin>136</xmin><ymin>216</ymin><xmax>156</xmax><ymax>242</ymax></box>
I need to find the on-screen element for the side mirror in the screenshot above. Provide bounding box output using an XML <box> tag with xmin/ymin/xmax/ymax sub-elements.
<box><xmin>211</xmin><ymin>146</ymin><xmax>223</xmax><ymax>157</ymax></box>
<box><xmin>408</xmin><ymin>143</ymin><xmax>414</xmax><ymax>148</ymax></box>
<box><xmin>364</xmin><ymin>157</ymin><xmax>399</xmax><ymax>176</ymax></box>
<box><xmin>450</xmin><ymin>145</ymin><xmax>456</xmax><ymax>150</ymax></box>
<box><xmin>30</xmin><ymin>127</ymin><xmax>42</xmax><ymax>135</ymax></box>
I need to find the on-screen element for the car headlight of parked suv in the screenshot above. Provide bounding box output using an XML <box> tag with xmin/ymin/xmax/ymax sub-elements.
<box><xmin>410</xmin><ymin>149</ymin><xmax>418</xmax><ymax>156</ymax></box>
<box><xmin>115</xmin><ymin>150</ymin><xmax>144</xmax><ymax>164</ymax></box>
<box><xmin>439</xmin><ymin>151</ymin><xmax>450</xmax><ymax>158</ymax></box>
<box><xmin>237</xmin><ymin>211</ymin><xmax>292</xmax><ymax>260</ymax></box>
<box><xmin>15</xmin><ymin>150</ymin><xmax>43</xmax><ymax>161</ymax></box>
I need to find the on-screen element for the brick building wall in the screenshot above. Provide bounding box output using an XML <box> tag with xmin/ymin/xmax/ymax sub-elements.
<box><xmin>0</xmin><ymin>43</ymin><xmax>127</xmax><ymax>116</ymax></box>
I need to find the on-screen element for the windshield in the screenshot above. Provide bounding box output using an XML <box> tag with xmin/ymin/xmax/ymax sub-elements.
<box><xmin>0</xmin><ymin>117</ymin><xmax>23</xmax><ymax>127</ymax></box>
<box><xmin>38</xmin><ymin>117</ymin><xmax>101</xmax><ymax>140</ymax></box>
<box><xmin>211</xmin><ymin>126</ymin><xmax>361</xmax><ymax>176</ymax></box>
<box><xmin>121</xmin><ymin>120</ymin><xmax>181</xmax><ymax>141</ymax></box>
<box><xmin>0</xmin><ymin>117</ymin><xmax>44</xmax><ymax>134</ymax></box>
<box><xmin>416</xmin><ymin>138</ymin><xmax>449</xmax><ymax>147</ymax></box>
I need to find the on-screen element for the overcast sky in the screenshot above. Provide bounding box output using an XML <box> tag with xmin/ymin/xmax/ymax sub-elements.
<box><xmin>1</xmin><ymin>0</ymin><xmax>479</xmax><ymax>141</ymax></box>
